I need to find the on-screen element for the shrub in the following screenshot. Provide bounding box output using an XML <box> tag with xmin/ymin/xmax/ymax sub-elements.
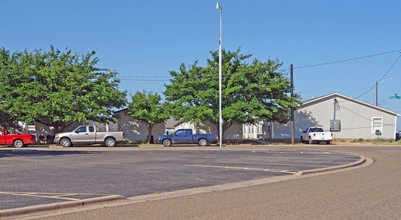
<box><xmin>351</xmin><ymin>138</ymin><xmax>364</xmax><ymax>143</ymax></box>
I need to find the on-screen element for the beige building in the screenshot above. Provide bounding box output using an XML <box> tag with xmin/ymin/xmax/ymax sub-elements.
<box><xmin>116</xmin><ymin>109</ymin><xmax>165</xmax><ymax>143</ymax></box>
<box><xmin>267</xmin><ymin>93</ymin><xmax>399</xmax><ymax>141</ymax></box>
<box><xmin>116</xmin><ymin>109</ymin><xmax>242</xmax><ymax>143</ymax></box>
<box><xmin>34</xmin><ymin>109</ymin><xmax>243</xmax><ymax>144</ymax></box>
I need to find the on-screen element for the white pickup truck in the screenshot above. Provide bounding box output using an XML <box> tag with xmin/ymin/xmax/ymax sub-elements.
<box><xmin>301</xmin><ymin>127</ymin><xmax>333</xmax><ymax>144</ymax></box>
<box><xmin>54</xmin><ymin>125</ymin><xmax>125</xmax><ymax>147</ymax></box>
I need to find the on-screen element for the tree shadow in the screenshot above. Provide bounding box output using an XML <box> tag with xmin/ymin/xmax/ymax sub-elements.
<box><xmin>0</xmin><ymin>150</ymin><xmax>100</xmax><ymax>159</ymax></box>
<box><xmin>272</xmin><ymin>109</ymin><xmax>321</xmax><ymax>140</ymax></box>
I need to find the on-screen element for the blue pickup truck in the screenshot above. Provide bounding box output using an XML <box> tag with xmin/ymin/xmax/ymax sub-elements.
<box><xmin>159</xmin><ymin>129</ymin><xmax>218</xmax><ymax>147</ymax></box>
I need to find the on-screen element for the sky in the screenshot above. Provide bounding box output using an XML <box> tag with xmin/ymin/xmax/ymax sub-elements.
<box><xmin>1</xmin><ymin>0</ymin><xmax>401</xmax><ymax>129</ymax></box>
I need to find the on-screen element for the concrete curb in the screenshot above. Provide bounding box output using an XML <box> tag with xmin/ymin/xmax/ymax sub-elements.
<box><xmin>294</xmin><ymin>155</ymin><xmax>368</xmax><ymax>176</ymax></box>
<box><xmin>0</xmin><ymin>195</ymin><xmax>125</xmax><ymax>218</ymax></box>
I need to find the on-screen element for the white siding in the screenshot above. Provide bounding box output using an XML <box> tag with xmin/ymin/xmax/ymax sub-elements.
<box><xmin>243</xmin><ymin>121</ymin><xmax>264</xmax><ymax>139</ymax></box>
<box><xmin>272</xmin><ymin>94</ymin><xmax>398</xmax><ymax>140</ymax></box>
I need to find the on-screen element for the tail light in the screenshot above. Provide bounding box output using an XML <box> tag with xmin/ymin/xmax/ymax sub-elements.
<box><xmin>313</xmin><ymin>133</ymin><xmax>316</xmax><ymax>136</ymax></box>
<box><xmin>216</xmin><ymin>134</ymin><xmax>218</xmax><ymax>140</ymax></box>
<box><xmin>331</xmin><ymin>133</ymin><xmax>333</xmax><ymax>137</ymax></box>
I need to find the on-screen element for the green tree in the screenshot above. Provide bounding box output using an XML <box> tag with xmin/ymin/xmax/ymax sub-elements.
<box><xmin>0</xmin><ymin>49</ymin><xmax>21</xmax><ymax>129</ymax></box>
<box><xmin>164</xmin><ymin>48</ymin><xmax>300</xmax><ymax>139</ymax></box>
<box><xmin>127</xmin><ymin>91</ymin><xmax>170</xmax><ymax>144</ymax></box>
<box><xmin>0</xmin><ymin>46</ymin><xmax>127</xmax><ymax>133</ymax></box>
<box><xmin>0</xmin><ymin>106</ymin><xmax>18</xmax><ymax>129</ymax></box>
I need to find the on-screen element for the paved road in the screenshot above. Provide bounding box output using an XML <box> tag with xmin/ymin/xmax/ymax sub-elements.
<box><xmin>14</xmin><ymin>145</ymin><xmax>401</xmax><ymax>220</ymax></box>
<box><xmin>0</xmin><ymin>146</ymin><xmax>360</xmax><ymax>211</ymax></box>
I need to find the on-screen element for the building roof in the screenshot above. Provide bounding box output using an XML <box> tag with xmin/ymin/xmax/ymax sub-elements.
<box><xmin>300</xmin><ymin>93</ymin><xmax>400</xmax><ymax>117</ymax></box>
<box><xmin>165</xmin><ymin>119</ymin><xmax>182</xmax><ymax>129</ymax></box>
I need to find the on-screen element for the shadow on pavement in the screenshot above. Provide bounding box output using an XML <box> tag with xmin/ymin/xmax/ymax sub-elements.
<box><xmin>0</xmin><ymin>150</ymin><xmax>98</xmax><ymax>158</ymax></box>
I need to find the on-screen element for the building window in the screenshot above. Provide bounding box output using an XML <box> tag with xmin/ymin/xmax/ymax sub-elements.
<box><xmin>372</xmin><ymin>117</ymin><xmax>383</xmax><ymax>135</ymax></box>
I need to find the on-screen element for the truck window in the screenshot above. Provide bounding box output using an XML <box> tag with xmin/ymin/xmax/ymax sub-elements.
<box><xmin>186</xmin><ymin>130</ymin><xmax>192</xmax><ymax>135</ymax></box>
<box><xmin>310</xmin><ymin>128</ymin><xmax>323</xmax><ymax>132</ymax></box>
<box><xmin>175</xmin><ymin>130</ymin><xmax>186</xmax><ymax>136</ymax></box>
<box><xmin>0</xmin><ymin>130</ymin><xmax>2</xmax><ymax>136</ymax></box>
<box><xmin>76</xmin><ymin>126</ymin><xmax>87</xmax><ymax>133</ymax></box>
<box><xmin>89</xmin><ymin>126</ymin><xmax>95</xmax><ymax>132</ymax></box>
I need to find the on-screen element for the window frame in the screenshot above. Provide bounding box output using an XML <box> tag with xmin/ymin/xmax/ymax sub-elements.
<box><xmin>371</xmin><ymin>117</ymin><xmax>383</xmax><ymax>134</ymax></box>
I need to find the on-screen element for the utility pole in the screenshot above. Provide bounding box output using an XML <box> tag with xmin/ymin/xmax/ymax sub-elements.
<box><xmin>291</xmin><ymin>64</ymin><xmax>295</xmax><ymax>145</ymax></box>
<box><xmin>333</xmin><ymin>98</ymin><xmax>338</xmax><ymax>120</ymax></box>
<box><xmin>376</xmin><ymin>78</ymin><xmax>393</xmax><ymax>106</ymax></box>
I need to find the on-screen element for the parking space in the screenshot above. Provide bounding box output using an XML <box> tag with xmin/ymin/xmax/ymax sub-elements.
<box><xmin>0</xmin><ymin>148</ymin><xmax>361</xmax><ymax>210</ymax></box>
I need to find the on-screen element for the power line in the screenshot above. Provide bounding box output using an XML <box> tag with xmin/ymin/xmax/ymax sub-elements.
<box><xmin>353</xmin><ymin>53</ymin><xmax>401</xmax><ymax>100</ymax></box>
<box><xmin>294</xmin><ymin>49</ymin><xmax>401</xmax><ymax>69</ymax></box>
<box><xmin>119</xmin><ymin>75</ymin><xmax>171</xmax><ymax>82</ymax></box>
<box><xmin>120</xmin><ymin>78</ymin><xmax>170</xmax><ymax>82</ymax></box>
<box><xmin>120</xmin><ymin>75</ymin><xmax>170</xmax><ymax>78</ymax></box>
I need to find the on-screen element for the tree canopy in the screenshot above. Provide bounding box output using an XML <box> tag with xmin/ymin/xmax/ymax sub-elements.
<box><xmin>0</xmin><ymin>46</ymin><xmax>127</xmax><ymax>133</ymax></box>
<box><xmin>126</xmin><ymin>91</ymin><xmax>169</xmax><ymax>144</ymax></box>
<box><xmin>164</xmin><ymin>48</ymin><xmax>300</xmax><ymax>138</ymax></box>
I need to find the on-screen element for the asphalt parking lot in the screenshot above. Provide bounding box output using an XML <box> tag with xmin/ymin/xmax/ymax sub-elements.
<box><xmin>0</xmin><ymin>147</ymin><xmax>361</xmax><ymax>211</ymax></box>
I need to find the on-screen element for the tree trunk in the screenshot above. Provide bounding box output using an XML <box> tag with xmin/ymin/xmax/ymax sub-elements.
<box><xmin>214</xmin><ymin>122</ymin><xmax>230</xmax><ymax>144</ymax></box>
<box><xmin>147</xmin><ymin>124</ymin><xmax>154</xmax><ymax>144</ymax></box>
<box><xmin>213</xmin><ymin>122</ymin><xmax>221</xmax><ymax>144</ymax></box>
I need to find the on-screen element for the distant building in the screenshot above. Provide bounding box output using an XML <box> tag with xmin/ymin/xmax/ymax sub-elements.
<box><xmin>34</xmin><ymin>109</ymin><xmax>244</xmax><ymax>144</ymax></box>
<box><xmin>115</xmin><ymin>109</ymin><xmax>165</xmax><ymax>143</ymax></box>
<box><xmin>243</xmin><ymin>121</ymin><xmax>264</xmax><ymax>139</ymax></box>
<box><xmin>115</xmin><ymin>109</ymin><xmax>242</xmax><ymax>143</ymax></box>
<box><xmin>266</xmin><ymin>93</ymin><xmax>399</xmax><ymax>141</ymax></box>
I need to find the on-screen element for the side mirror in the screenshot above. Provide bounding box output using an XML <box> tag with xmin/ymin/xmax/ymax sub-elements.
<box><xmin>166</xmin><ymin>131</ymin><xmax>169</xmax><ymax>135</ymax></box>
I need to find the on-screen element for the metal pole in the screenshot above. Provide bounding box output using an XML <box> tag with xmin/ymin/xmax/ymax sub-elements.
<box><xmin>376</xmin><ymin>81</ymin><xmax>379</xmax><ymax>106</ymax></box>
<box><xmin>290</xmin><ymin>64</ymin><xmax>294</xmax><ymax>145</ymax></box>
<box><xmin>217</xmin><ymin>2</ymin><xmax>223</xmax><ymax>150</ymax></box>
<box><xmin>333</xmin><ymin>99</ymin><xmax>337</xmax><ymax>120</ymax></box>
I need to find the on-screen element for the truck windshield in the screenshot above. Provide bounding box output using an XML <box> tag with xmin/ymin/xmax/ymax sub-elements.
<box><xmin>310</xmin><ymin>128</ymin><xmax>324</xmax><ymax>132</ymax></box>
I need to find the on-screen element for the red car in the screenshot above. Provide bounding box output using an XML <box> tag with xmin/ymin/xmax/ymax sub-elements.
<box><xmin>0</xmin><ymin>129</ymin><xmax>36</xmax><ymax>148</ymax></box>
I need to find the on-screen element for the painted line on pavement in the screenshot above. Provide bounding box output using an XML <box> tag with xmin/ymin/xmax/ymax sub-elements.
<box><xmin>0</xmin><ymin>191</ymin><xmax>87</xmax><ymax>201</ymax></box>
<box><xmin>186</xmin><ymin>164</ymin><xmax>297</xmax><ymax>174</ymax></box>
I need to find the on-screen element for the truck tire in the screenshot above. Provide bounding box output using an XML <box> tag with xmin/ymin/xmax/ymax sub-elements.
<box><xmin>60</xmin><ymin>138</ymin><xmax>72</xmax><ymax>147</ymax></box>
<box><xmin>105</xmin><ymin>137</ymin><xmax>116</xmax><ymax>147</ymax></box>
<box><xmin>198</xmin><ymin>139</ymin><xmax>208</xmax><ymax>146</ymax></box>
<box><xmin>326</xmin><ymin>141</ymin><xmax>331</xmax><ymax>145</ymax></box>
<box><xmin>300</xmin><ymin>136</ymin><xmax>304</xmax><ymax>143</ymax></box>
<box><xmin>163</xmin><ymin>139</ymin><xmax>172</xmax><ymax>147</ymax></box>
<box><xmin>13</xmin><ymin>139</ymin><xmax>24</xmax><ymax>148</ymax></box>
